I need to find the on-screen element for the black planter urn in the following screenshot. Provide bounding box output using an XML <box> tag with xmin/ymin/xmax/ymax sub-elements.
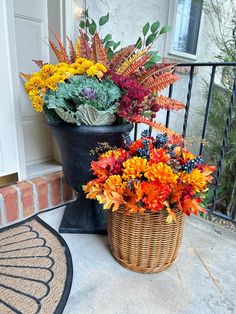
<box><xmin>48</xmin><ymin>123</ymin><xmax>133</xmax><ymax>234</ymax></box>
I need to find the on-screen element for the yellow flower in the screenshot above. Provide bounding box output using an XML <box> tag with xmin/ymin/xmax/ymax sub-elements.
<box><xmin>144</xmin><ymin>162</ymin><xmax>178</xmax><ymax>185</ymax></box>
<box><xmin>31</xmin><ymin>96</ymin><xmax>44</xmax><ymax>112</ymax></box>
<box><xmin>45</xmin><ymin>74</ymin><xmax>65</xmax><ymax>90</ymax></box>
<box><xmin>86</xmin><ymin>65</ymin><xmax>99</xmax><ymax>76</ymax></box>
<box><xmin>96</xmin><ymin>63</ymin><xmax>107</xmax><ymax>73</ymax></box>
<box><xmin>41</xmin><ymin>64</ymin><xmax>57</xmax><ymax>76</ymax></box>
<box><xmin>122</xmin><ymin>157</ymin><xmax>147</xmax><ymax>180</ymax></box>
<box><xmin>25</xmin><ymin>76</ymin><xmax>45</xmax><ymax>93</ymax></box>
<box><xmin>181</xmin><ymin>169</ymin><xmax>207</xmax><ymax>192</ymax></box>
<box><xmin>75</xmin><ymin>58</ymin><xmax>87</xmax><ymax>64</ymax></box>
<box><xmin>103</xmin><ymin>175</ymin><xmax>125</xmax><ymax>193</ymax></box>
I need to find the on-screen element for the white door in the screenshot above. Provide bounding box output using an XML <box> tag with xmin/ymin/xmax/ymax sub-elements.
<box><xmin>0</xmin><ymin>1</ymin><xmax>18</xmax><ymax>177</ymax></box>
<box><xmin>13</xmin><ymin>0</ymin><xmax>54</xmax><ymax>173</ymax></box>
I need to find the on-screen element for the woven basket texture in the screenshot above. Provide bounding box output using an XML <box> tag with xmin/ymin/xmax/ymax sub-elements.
<box><xmin>108</xmin><ymin>208</ymin><xmax>185</xmax><ymax>273</ymax></box>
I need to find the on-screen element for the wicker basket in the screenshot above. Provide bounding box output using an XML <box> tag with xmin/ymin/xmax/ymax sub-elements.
<box><xmin>107</xmin><ymin>208</ymin><xmax>185</xmax><ymax>273</ymax></box>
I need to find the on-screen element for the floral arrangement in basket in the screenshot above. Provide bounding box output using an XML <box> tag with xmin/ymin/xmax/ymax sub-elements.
<box><xmin>21</xmin><ymin>11</ymin><xmax>185</xmax><ymax>127</ymax></box>
<box><xmin>83</xmin><ymin>130</ymin><xmax>215</xmax><ymax>222</ymax></box>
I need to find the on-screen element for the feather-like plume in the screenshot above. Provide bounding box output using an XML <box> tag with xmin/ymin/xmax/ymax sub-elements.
<box><xmin>110</xmin><ymin>45</ymin><xmax>135</xmax><ymax>70</ymax></box>
<box><xmin>20</xmin><ymin>72</ymin><xmax>31</xmax><ymax>80</ymax></box>
<box><xmin>136</xmin><ymin>64</ymin><xmax>173</xmax><ymax>83</ymax></box>
<box><xmin>75</xmin><ymin>37</ymin><xmax>81</xmax><ymax>58</ymax></box>
<box><xmin>155</xmin><ymin>95</ymin><xmax>185</xmax><ymax>110</ymax></box>
<box><xmin>122</xmin><ymin>54</ymin><xmax>151</xmax><ymax>77</ymax></box>
<box><xmin>142</xmin><ymin>73</ymin><xmax>180</xmax><ymax>93</ymax></box>
<box><xmin>91</xmin><ymin>32</ymin><xmax>108</xmax><ymax>67</ymax></box>
<box><xmin>50</xmin><ymin>31</ymin><xmax>70</xmax><ymax>63</ymax></box>
<box><xmin>32</xmin><ymin>60</ymin><xmax>45</xmax><ymax>68</ymax></box>
<box><xmin>66</xmin><ymin>36</ymin><xmax>76</xmax><ymax>63</ymax></box>
<box><xmin>117</xmin><ymin>48</ymin><xmax>149</xmax><ymax>74</ymax></box>
<box><xmin>49</xmin><ymin>39</ymin><xmax>66</xmax><ymax>62</ymax></box>
<box><xmin>130</xmin><ymin>116</ymin><xmax>184</xmax><ymax>144</ymax></box>
<box><xmin>79</xmin><ymin>31</ymin><xmax>91</xmax><ymax>59</ymax></box>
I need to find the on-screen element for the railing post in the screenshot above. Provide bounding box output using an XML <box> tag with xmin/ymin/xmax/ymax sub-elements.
<box><xmin>165</xmin><ymin>83</ymin><xmax>174</xmax><ymax>128</ymax></box>
<box><xmin>199</xmin><ymin>65</ymin><xmax>216</xmax><ymax>155</ymax></box>
<box><xmin>182</xmin><ymin>66</ymin><xmax>195</xmax><ymax>138</ymax></box>
<box><xmin>211</xmin><ymin>75</ymin><xmax>236</xmax><ymax>214</ymax></box>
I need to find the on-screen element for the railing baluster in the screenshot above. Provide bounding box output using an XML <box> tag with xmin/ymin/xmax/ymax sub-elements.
<box><xmin>199</xmin><ymin>66</ymin><xmax>216</xmax><ymax>155</ymax></box>
<box><xmin>182</xmin><ymin>66</ymin><xmax>195</xmax><ymax>138</ymax></box>
<box><xmin>134</xmin><ymin>123</ymin><xmax>138</xmax><ymax>141</ymax></box>
<box><xmin>165</xmin><ymin>83</ymin><xmax>174</xmax><ymax>128</ymax></box>
<box><xmin>211</xmin><ymin>75</ymin><xmax>236</xmax><ymax>214</ymax></box>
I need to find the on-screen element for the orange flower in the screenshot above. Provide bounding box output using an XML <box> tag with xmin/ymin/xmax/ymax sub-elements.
<box><xmin>181</xmin><ymin>169</ymin><xmax>207</xmax><ymax>193</ymax></box>
<box><xmin>149</xmin><ymin>148</ymin><xmax>170</xmax><ymax>164</ymax></box>
<box><xmin>122</xmin><ymin>157</ymin><xmax>147</xmax><ymax>180</ymax></box>
<box><xmin>181</xmin><ymin>197</ymin><xmax>206</xmax><ymax>216</ymax></box>
<box><xmin>144</xmin><ymin>162</ymin><xmax>178</xmax><ymax>185</ymax></box>
<box><xmin>141</xmin><ymin>181</ymin><xmax>171</xmax><ymax>211</ymax></box>
<box><xmin>182</xmin><ymin>148</ymin><xmax>195</xmax><ymax>162</ymax></box>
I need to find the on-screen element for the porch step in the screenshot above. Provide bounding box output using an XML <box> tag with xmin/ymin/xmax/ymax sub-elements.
<box><xmin>0</xmin><ymin>171</ymin><xmax>76</xmax><ymax>227</ymax></box>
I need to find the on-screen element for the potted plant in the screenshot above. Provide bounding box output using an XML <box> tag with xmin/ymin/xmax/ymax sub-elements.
<box><xmin>21</xmin><ymin>11</ymin><xmax>185</xmax><ymax>233</ymax></box>
<box><xmin>83</xmin><ymin>130</ymin><xmax>215</xmax><ymax>272</ymax></box>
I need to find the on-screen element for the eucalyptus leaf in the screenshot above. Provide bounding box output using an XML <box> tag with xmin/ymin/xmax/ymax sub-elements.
<box><xmin>135</xmin><ymin>37</ymin><xmax>142</xmax><ymax>49</ymax></box>
<box><xmin>113</xmin><ymin>41</ymin><xmax>121</xmax><ymax>50</ymax></box>
<box><xmin>143</xmin><ymin>22</ymin><xmax>150</xmax><ymax>36</ymax></box>
<box><xmin>88</xmin><ymin>20</ymin><xmax>96</xmax><ymax>35</ymax></box>
<box><xmin>79</xmin><ymin>20</ymin><xmax>85</xmax><ymax>29</ymax></box>
<box><xmin>145</xmin><ymin>33</ymin><xmax>156</xmax><ymax>46</ymax></box>
<box><xmin>99</xmin><ymin>13</ymin><xmax>109</xmax><ymax>26</ymax></box>
<box><xmin>103</xmin><ymin>34</ymin><xmax>112</xmax><ymax>43</ymax></box>
<box><xmin>105</xmin><ymin>40</ymin><xmax>115</xmax><ymax>49</ymax></box>
<box><xmin>151</xmin><ymin>21</ymin><xmax>160</xmax><ymax>33</ymax></box>
<box><xmin>160</xmin><ymin>25</ymin><xmax>172</xmax><ymax>35</ymax></box>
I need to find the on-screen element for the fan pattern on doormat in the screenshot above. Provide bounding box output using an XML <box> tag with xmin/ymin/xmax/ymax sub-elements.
<box><xmin>0</xmin><ymin>217</ymin><xmax>73</xmax><ymax>314</ymax></box>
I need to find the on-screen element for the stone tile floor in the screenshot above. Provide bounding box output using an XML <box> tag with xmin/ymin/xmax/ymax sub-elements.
<box><xmin>39</xmin><ymin>207</ymin><xmax>236</xmax><ymax>314</ymax></box>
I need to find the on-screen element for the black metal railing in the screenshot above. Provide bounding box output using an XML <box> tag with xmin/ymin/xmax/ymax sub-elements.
<box><xmin>134</xmin><ymin>62</ymin><xmax>236</xmax><ymax>222</ymax></box>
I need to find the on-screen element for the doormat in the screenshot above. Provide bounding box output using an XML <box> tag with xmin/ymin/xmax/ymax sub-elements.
<box><xmin>0</xmin><ymin>216</ymin><xmax>73</xmax><ymax>314</ymax></box>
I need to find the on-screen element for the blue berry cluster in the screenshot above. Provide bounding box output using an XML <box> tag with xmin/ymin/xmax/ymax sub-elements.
<box><xmin>182</xmin><ymin>156</ymin><xmax>204</xmax><ymax>173</ymax></box>
<box><xmin>123</xmin><ymin>134</ymin><xmax>132</xmax><ymax>148</ymax></box>
<box><xmin>155</xmin><ymin>133</ymin><xmax>167</xmax><ymax>148</ymax></box>
<box><xmin>138</xmin><ymin>139</ymin><xmax>150</xmax><ymax>159</ymax></box>
<box><xmin>141</xmin><ymin>129</ymin><xmax>151</xmax><ymax>138</ymax></box>
<box><xmin>167</xmin><ymin>144</ymin><xmax>178</xmax><ymax>158</ymax></box>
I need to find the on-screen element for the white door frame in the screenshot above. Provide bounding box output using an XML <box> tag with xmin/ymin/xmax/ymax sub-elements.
<box><xmin>5</xmin><ymin>0</ymin><xmax>74</xmax><ymax>181</ymax></box>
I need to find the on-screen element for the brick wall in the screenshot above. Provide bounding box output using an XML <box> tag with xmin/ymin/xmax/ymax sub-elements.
<box><xmin>0</xmin><ymin>171</ymin><xmax>76</xmax><ymax>227</ymax></box>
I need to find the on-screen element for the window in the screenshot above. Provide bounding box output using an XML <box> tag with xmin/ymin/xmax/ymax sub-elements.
<box><xmin>172</xmin><ymin>0</ymin><xmax>203</xmax><ymax>56</ymax></box>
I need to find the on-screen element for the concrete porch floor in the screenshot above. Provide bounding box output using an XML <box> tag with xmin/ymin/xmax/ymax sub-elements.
<box><xmin>39</xmin><ymin>207</ymin><xmax>236</xmax><ymax>314</ymax></box>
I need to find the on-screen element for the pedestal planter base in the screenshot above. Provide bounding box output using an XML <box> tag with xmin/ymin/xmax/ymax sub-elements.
<box><xmin>48</xmin><ymin>122</ymin><xmax>133</xmax><ymax>234</ymax></box>
<box><xmin>59</xmin><ymin>198</ymin><xmax>107</xmax><ymax>234</ymax></box>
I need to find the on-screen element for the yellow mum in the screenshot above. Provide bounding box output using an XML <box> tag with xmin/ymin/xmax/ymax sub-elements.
<box><xmin>31</xmin><ymin>96</ymin><xmax>44</xmax><ymax>112</ymax></box>
<box><xmin>122</xmin><ymin>157</ymin><xmax>147</xmax><ymax>180</ymax></box>
<box><xmin>181</xmin><ymin>169</ymin><xmax>207</xmax><ymax>192</ymax></box>
<box><xmin>144</xmin><ymin>162</ymin><xmax>178</xmax><ymax>184</ymax></box>
<box><xmin>103</xmin><ymin>175</ymin><xmax>125</xmax><ymax>193</ymax></box>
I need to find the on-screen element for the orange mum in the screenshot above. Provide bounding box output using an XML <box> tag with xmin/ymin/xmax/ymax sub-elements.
<box><xmin>181</xmin><ymin>168</ymin><xmax>207</xmax><ymax>193</ymax></box>
<box><xmin>144</xmin><ymin>162</ymin><xmax>178</xmax><ymax>185</ymax></box>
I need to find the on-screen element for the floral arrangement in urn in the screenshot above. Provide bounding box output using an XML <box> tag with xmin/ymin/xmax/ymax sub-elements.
<box><xmin>83</xmin><ymin>130</ymin><xmax>215</xmax><ymax>222</ymax></box>
<box><xmin>21</xmin><ymin>11</ymin><xmax>185</xmax><ymax>128</ymax></box>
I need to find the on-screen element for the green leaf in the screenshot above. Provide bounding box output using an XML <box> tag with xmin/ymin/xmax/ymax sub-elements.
<box><xmin>159</xmin><ymin>25</ymin><xmax>172</xmax><ymax>35</ymax></box>
<box><xmin>148</xmin><ymin>51</ymin><xmax>161</xmax><ymax>63</ymax></box>
<box><xmin>113</xmin><ymin>41</ymin><xmax>121</xmax><ymax>50</ymax></box>
<box><xmin>166</xmin><ymin>214</ymin><xmax>173</xmax><ymax>224</ymax></box>
<box><xmin>84</xmin><ymin>8</ymin><xmax>89</xmax><ymax>17</ymax></box>
<box><xmin>88</xmin><ymin>20</ymin><xmax>96</xmax><ymax>35</ymax></box>
<box><xmin>103</xmin><ymin>34</ymin><xmax>112</xmax><ymax>43</ymax></box>
<box><xmin>107</xmin><ymin>47</ymin><xmax>114</xmax><ymax>60</ymax></box>
<box><xmin>135</xmin><ymin>37</ymin><xmax>142</xmax><ymax>49</ymax></box>
<box><xmin>99</xmin><ymin>13</ymin><xmax>109</xmax><ymax>26</ymax></box>
<box><xmin>151</xmin><ymin>21</ymin><xmax>160</xmax><ymax>33</ymax></box>
<box><xmin>79</xmin><ymin>20</ymin><xmax>85</xmax><ymax>29</ymax></box>
<box><xmin>145</xmin><ymin>33</ymin><xmax>156</xmax><ymax>46</ymax></box>
<box><xmin>143</xmin><ymin>22</ymin><xmax>150</xmax><ymax>36</ymax></box>
<box><xmin>105</xmin><ymin>40</ymin><xmax>115</xmax><ymax>49</ymax></box>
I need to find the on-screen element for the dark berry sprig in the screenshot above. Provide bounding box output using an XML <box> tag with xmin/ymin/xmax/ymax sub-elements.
<box><xmin>182</xmin><ymin>157</ymin><xmax>204</xmax><ymax>173</ymax></box>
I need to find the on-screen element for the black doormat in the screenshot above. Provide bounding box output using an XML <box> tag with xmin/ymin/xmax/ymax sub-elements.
<box><xmin>0</xmin><ymin>216</ymin><xmax>73</xmax><ymax>314</ymax></box>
